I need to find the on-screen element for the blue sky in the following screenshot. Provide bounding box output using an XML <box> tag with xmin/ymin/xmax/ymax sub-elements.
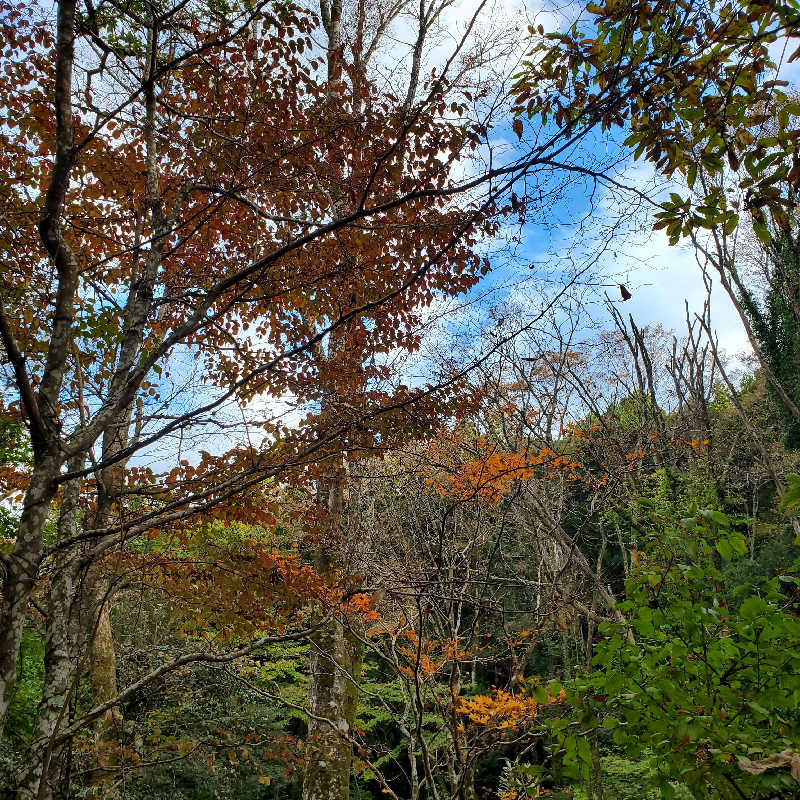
<box><xmin>432</xmin><ymin>2</ymin><xmax>800</xmax><ymax>382</ymax></box>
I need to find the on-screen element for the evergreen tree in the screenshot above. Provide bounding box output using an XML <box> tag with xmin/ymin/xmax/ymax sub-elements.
<box><xmin>740</xmin><ymin>226</ymin><xmax>800</xmax><ymax>448</ymax></box>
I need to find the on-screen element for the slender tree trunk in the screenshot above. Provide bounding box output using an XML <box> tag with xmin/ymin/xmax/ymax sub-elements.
<box><xmin>0</xmin><ymin>462</ymin><xmax>60</xmax><ymax>728</ymax></box>
<box><xmin>14</xmin><ymin>465</ymin><xmax>83</xmax><ymax>800</ymax></box>
<box><xmin>408</xmin><ymin>730</ymin><xmax>420</xmax><ymax>800</ymax></box>
<box><xmin>450</xmin><ymin>660</ymin><xmax>477</xmax><ymax>800</ymax></box>
<box><xmin>303</xmin><ymin>462</ymin><xmax>364</xmax><ymax>800</ymax></box>
<box><xmin>461</xmin><ymin>766</ymin><xmax>478</xmax><ymax>800</ymax></box>
<box><xmin>89</xmin><ymin>584</ymin><xmax>121</xmax><ymax>740</ymax></box>
<box><xmin>81</xmin><ymin>400</ymin><xmax>134</xmax><ymax>791</ymax></box>
<box><xmin>81</xmin><ymin>572</ymin><xmax>123</xmax><ymax>796</ymax></box>
<box><xmin>14</xmin><ymin>391</ymin><xmax>131</xmax><ymax>797</ymax></box>
<box><xmin>15</xmin><ymin>560</ymin><xmax>79</xmax><ymax>800</ymax></box>
<box><xmin>86</xmin><ymin>400</ymin><xmax>131</xmax><ymax>743</ymax></box>
<box><xmin>587</xmin><ymin>742</ymin><xmax>604</xmax><ymax>800</ymax></box>
<box><xmin>0</xmin><ymin>0</ymin><xmax>79</xmax><ymax>735</ymax></box>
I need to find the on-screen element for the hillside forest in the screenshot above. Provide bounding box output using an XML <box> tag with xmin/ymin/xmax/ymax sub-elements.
<box><xmin>1</xmin><ymin>0</ymin><xmax>800</xmax><ymax>798</ymax></box>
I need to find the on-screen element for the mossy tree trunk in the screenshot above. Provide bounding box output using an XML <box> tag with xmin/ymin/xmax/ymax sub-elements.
<box><xmin>15</xmin><ymin>461</ymin><xmax>84</xmax><ymax>800</ymax></box>
<box><xmin>303</xmin><ymin>616</ymin><xmax>364</xmax><ymax>800</ymax></box>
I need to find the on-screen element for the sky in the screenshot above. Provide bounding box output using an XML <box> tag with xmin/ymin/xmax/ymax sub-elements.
<box><xmin>3</xmin><ymin>0</ymin><xmax>798</xmax><ymax>510</ymax></box>
<box><xmin>408</xmin><ymin>0</ymin><xmax>800</xmax><ymax>383</ymax></box>
<box><xmin>229</xmin><ymin>0</ymin><xmax>799</xmax><ymax>443</ymax></box>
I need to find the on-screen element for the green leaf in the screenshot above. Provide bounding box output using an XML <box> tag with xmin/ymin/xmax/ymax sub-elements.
<box><xmin>532</xmin><ymin>685</ymin><xmax>549</xmax><ymax>704</ymax></box>
<box><xmin>747</xmin><ymin>701</ymin><xmax>769</xmax><ymax>717</ymax></box>
<box><xmin>687</xmin><ymin>162</ymin><xmax>697</xmax><ymax>189</ymax></box>
<box><xmin>779</xmin><ymin>473</ymin><xmax>800</xmax><ymax>510</ymax></box>
<box><xmin>710</xmin><ymin>510</ymin><xmax>729</xmax><ymax>526</ymax></box>
<box><xmin>723</xmin><ymin>213</ymin><xmax>739</xmax><ymax>234</ymax></box>
<box><xmin>716</xmin><ymin>539</ymin><xmax>733</xmax><ymax>560</ymax></box>
<box><xmin>753</xmin><ymin>222</ymin><xmax>771</xmax><ymax>244</ymax></box>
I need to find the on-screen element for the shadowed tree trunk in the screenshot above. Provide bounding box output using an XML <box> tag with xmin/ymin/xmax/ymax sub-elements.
<box><xmin>13</xmin><ymin>401</ymin><xmax>134</xmax><ymax>800</ymax></box>
<box><xmin>89</xmin><ymin>588</ymin><xmax>121</xmax><ymax>741</ymax></box>
<box><xmin>587</xmin><ymin>738</ymin><xmax>605</xmax><ymax>800</ymax></box>
<box><xmin>0</xmin><ymin>0</ymin><xmax>79</xmax><ymax>728</ymax></box>
<box><xmin>303</xmin><ymin>465</ymin><xmax>365</xmax><ymax>800</ymax></box>
<box><xmin>304</xmin><ymin>612</ymin><xmax>364</xmax><ymax>800</ymax></box>
<box><xmin>82</xmin><ymin>399</ymin><xmax>137</xmax><ymax>793</ymax></box>
<box><xmin>85</xmin><ymin>401</ymin><xmax>134</xmax><ymax>744</ymax></box>
<box><xmin>14</xmin><ymin>460</ymin><xmax>84</xmax><ymax>800</ymax></box>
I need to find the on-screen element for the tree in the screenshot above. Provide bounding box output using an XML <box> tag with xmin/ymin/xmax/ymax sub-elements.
<box><xmin>740</xmin><ymin>226</ymin><xmax>800</xmax><ymax>448</ymax></box>
<box><xmin>413</xmin><ymin>298</ymin><xmax>800</xmax><ymax>799</ymax></box>
<box><xmin>513</xmin><ymin>0</ymin><xmax>800</xmax><ymax>453</ymax></box>
<box><xmin>0</xmin><ymin>0</ymin><xmax>497</xmax><ymax>793</ymax></box>
<box><xmin>11</xmin><ymin>0</ymin><xmax>777</xmax><ymax>794</ymax></box>
<box><xmin>514</xmin><ymin>0</ymin><xmax>800</xmax><ymax>241</ymax></box>
<box><xmin>570</xmin><ymin>509</ymin><xmax>800</xmax><ymax>800</ymax></box>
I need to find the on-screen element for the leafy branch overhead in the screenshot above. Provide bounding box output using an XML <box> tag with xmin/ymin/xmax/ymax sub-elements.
<box><xmin>514</xmin><ymin>0</ymin><xmax>800</xmax><ymax>243</ymax></box>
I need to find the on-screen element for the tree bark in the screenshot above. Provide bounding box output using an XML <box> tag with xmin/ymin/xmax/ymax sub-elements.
<box><xmin>14</xmin><ymin>463</ymin><xmax>83</xmax><ymax>800</ymax></box>
<box><xmin>0</xmin><ymin>461</ymin><xmax>61</xmax><ymax>729</ymax></box>
<box><xmin>14</xmin><ymin>559</ymin><xmax>79</xmax><ymax>800</ymax></box>
<box><xmin>303</xmin><ymin>616</ymin><xmax>364</xmax><ymax>800</ymax></box>
<box><xmin>303</xmin><ymin>459</ymin><xmax>365</xmax><ymax>800</ymax></box>
<box><xmin>0</xmin><ymin>0</ymin><xmax>79</xmax><ymax>734</ymax></box>
<box><xmin>13</xmin><ymin>405</ymin><xmax>131</xmax><ymax>799</ymax></box>
<box><xmin>89</xmin><ymin>586</ymin><xmax>121</xmax><ymax>740</ymax></box>
<box><xmin>587</xmin><ymin>743</ymin><xmax>604</xmax><ymax>800</ymax></box>
<box><xmin>85</xmin><ymin>401</ymin><xmax>133</xmax><ymax>742</ymax></box>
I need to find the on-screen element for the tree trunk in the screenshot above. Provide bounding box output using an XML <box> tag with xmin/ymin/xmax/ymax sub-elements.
<box><xmin>89</xmin><ymin>585</ymin><xmax>121</xmax><ymax>740</ymax></box>
<box><xmin>0</xmin><ymin>459</ymin><xmax>62</xmax><ymax>730</ymax></box>
<box><xmin>0</xmin><ymin>0</ymin><xmax>80</xmax><ymax>735</ymax></box>
<box><xmin>15</xmin><ymin>561</ymin><xmax>79</xmax><ymax>800</ymax></box>
<box><xmin>457</xmin><ymin>757</ymin><xmax>477</xmax><ymax>800</ymax></box>
<box><xmin>14</xmin><ymin>466</ymin><xmax>83</xmax><ymax>800</ymax></box>
<box><xmin>83</xmin><ymin>575</ymin><xmax>123</xmax><ymax>796</ymax></box>
<box><xmin>303</xmin><ymin>459</ymin><xmax>364</xmax><ymax>800</ymax></box>
<box><xmin>81</xmin><ymin>399</ymin><xmax>134</xmax><ymax>792</ymax></box>
<box><xmin>303</xmin><ymin>617</ymin><xmax>363</xmax><ymax>800</ymax></box>
<box><xmin>86</xmin><ymin>399</ymin><xmax>133</xmax><ymax>743</ymax></box>
<box><xmin>587</xmin><ymin>743</ymin><xmax>604</xmax><ymax>800</ymax></box>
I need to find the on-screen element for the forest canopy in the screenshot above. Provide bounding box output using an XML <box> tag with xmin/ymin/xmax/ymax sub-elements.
<box><xmin>1</xmin><ymin>0</ymin><xmax>800</xmax><ymax>799</ymax></box>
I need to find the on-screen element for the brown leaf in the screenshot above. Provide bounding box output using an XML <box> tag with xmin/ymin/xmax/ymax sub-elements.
<box><xmin>738</xmin><ymin>750</ymin><xmax>800</xmax><ymax>783</ymax></box>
